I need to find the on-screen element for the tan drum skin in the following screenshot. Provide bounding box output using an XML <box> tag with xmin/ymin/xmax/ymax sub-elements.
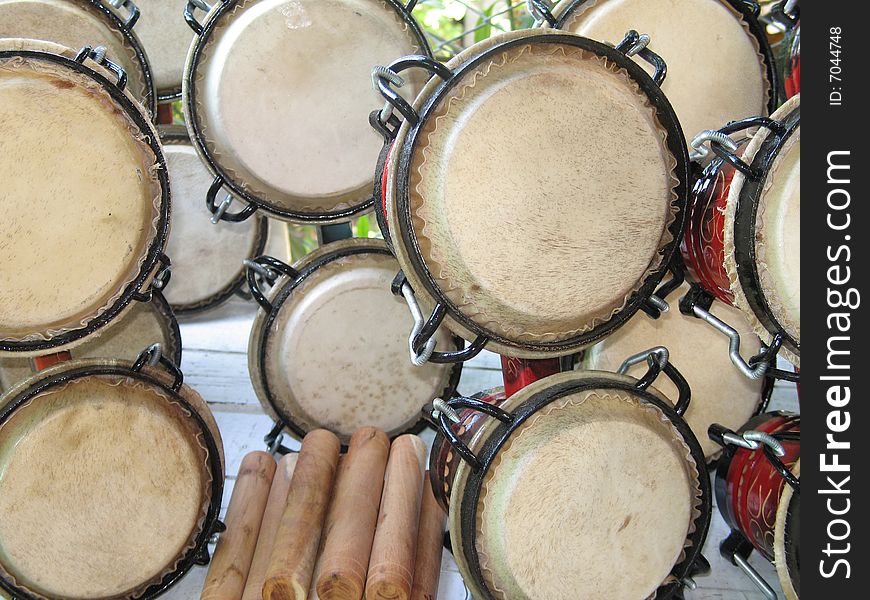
<box><xmin>0</xmin><ymin>358</ymin><xmax>224</xmax><ymax>600</ymax></box>
<box><xmin>0</xmin><ymin>0</ymin><xmax>156</xmax><ymax>112</ymax></box>
<box><xmin>0</xmin><ymin>38</ymin><xmax>169</xmax><ymax>357</ymax></box>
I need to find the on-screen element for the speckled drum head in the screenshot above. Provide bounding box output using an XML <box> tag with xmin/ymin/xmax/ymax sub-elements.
<box><xmin>385</xmin><ymin>31</ymin><xmax>687</xmax><ymax>358</ymax></box>
<box><xmin>0</xmin><ymin>0</ymin><xmax>156</xmax><ymax>113</ymax></box>
<box><xmin>546</xmin><ymin>0</ymin><xmax>773</xmax><ymax>144</ymax></box>
<box><xmin>183</xmin><ymin>0</ymin><xmax>429</xmax><ymax>222</ymax></box>
<box><xmin>775</xmin><ymin>459</ymin><xmax>800</xmax><ymax>600</ymax></box>
<box><xmin>0</xmin><ymin>39</ymin><xmax>169</xmax><ymax>357</ymax></box>
<box><xmin>0</xmin><ymin>358</ymin><xmax>223</xmax><ymax>600</ymax></box>
<box><xmin>446</xmin><ymin>371</ymin><xmax>708</xmax><ymax>600</ymax></box>
<box><xmin>724</xmin><ymin>95</ymin><xmax>800</xmax><ymax>365</ymax></box>
<box><xmin>0</xmin><ymin>291</ymin><xmax>181</xmax><ymax>392</ymax></box>
<box><xmin>160</xmin><ymin>126</ymin><xmax>268</xmax><ymax>314</ymax></box>
<box><xmin>585</xmin><ymin>283</ymin><xmax>764</xmax><ymax>460</ymax></box>
<box><xmin>249</xmin><ymin>238</ymin><xmax>461</xmax><ymax>444</ymax></box>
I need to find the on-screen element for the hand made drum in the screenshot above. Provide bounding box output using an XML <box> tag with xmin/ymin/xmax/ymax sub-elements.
<box><xmin>0</xmin><ymin>39</ymin><xmax>170</xmax><ymax>356</ymax></box>
<box><xmin>183</xmin><ymin>0</ymin><xmax>430</xmax><ymax>223</ymax></box>
<box><xmin>0</xmin><ymin>290</ymin><xmax>181</xmax><ymax>392</ymax></box>
<box><xmin>536</xmin><ymin>0</ymin><xmax>776</xmax><ymax>143</ymax></box>
<box><xmin>0</xmin><ymin>352</ymin><xmax>224</xmax><ymax>600</ymax></box>
<box><xmin>246</xmin><ymin>238</ymin><xmax>462</xmax><ymax>445</ymax></box>
<box><xmin>428</xmin><ymin>368</ymin><xmax>711</xmax><ymax>600</ymax></box>
<box><xmin>159</xmin><ymin>126</ymin><xmax>269</xmax><ymax>314</ymax></box>
<box><xmin>373</xmin><ymin>30</ymin><xmax>689</xmax><ymax>360</ymax></box>
<box><xmin>682</xmin><ymin>95</ymin><xmax>800</xmax><ymax>365</ymax></box>
<box><xmin>0</xmin><ymin>0</ymin><xmax>156</xmax><ymax>114</ymax></box>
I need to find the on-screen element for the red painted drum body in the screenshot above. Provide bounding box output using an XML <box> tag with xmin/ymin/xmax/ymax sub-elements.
<box><xmin>785</xmin><ymin>21</ymin><xmax>800</xmax><ymax>98</ymax></box>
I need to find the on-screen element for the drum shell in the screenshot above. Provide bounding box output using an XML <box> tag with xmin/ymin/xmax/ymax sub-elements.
<box><xmin>715</xmin><ymin>412</ymin><xmax>800</xmax><ymax>561</ymax></box>
<box><xmin>784</xmin><ymin>22</ymin><xmax>800</xmax><ymax>99</ymax></box>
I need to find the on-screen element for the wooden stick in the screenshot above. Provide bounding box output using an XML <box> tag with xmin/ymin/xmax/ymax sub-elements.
<box><xmin>365</xmin><ymin>435</ymin><xmax>428</xmax><ymax>600</ymax></box>
<box><xmin>263</xmin><ymin>430</ymin><xmax>340</xmax><ymax>600</ymax></box>
<box><xmin>202</xmin><ymin>451</ymin><xmax>277</xmax><ymax>600</ymax></box>
<box><xmin>410</xmin><ymin>474</ymin><xmax>447</xmax><ymax>600</ymax></box>
<box><xmin>315</xmin><ymin>428</ymin><xmax>390</xmax><ymax>600</ymax></box>
<box><xmin>242</xmin><ymin>454</ymin><xmax>299</xmax><ymax>600</ymax></box>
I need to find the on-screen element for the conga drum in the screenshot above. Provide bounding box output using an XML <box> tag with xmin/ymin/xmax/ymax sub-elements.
<box><xmin>0</xmin><ymin>350</ymin><xmax>224</xmax><ymax>599</ymax></box>
<box><xmin>182</xmin><ymin>0</ymin><xmax>429</xmax><ymax>222</ymax></box>
<box><xmin>712</xmin><ymin>412</ymin><xmax>800</xmax><ymax>598</ymax></box>
<box><xmin>0</xmin><ymin>39</ymin><xmax>170</xmax><ymax>356</ymax></box>
<box><xmin>682</xmin><ymin>94</ymin><xmax>800</xmax><ymax>367</ymax></box>
<box><xmin>428</xmin><ymin>365</ymin><xmax>710</xmax><ymax>600</ymax></box>
<box><xmin>0</xmin><ymin>290</ymin><xmax>181</xmax><ymax>392</ymax></box>
<box><xmin>247</xmin><ymin>238</ymin><xmax>462</xmax><ymax>445</ymax></box>
<box><xmin>0</xmin><ymin>0</ymin><xmax>156</xmax><ymax>113</ymax></box>
<box><xmin>373</xmin><ymin>29</ymin><xmax>688</xmax><ymax>361</ymax></box>
<box><xmin>160</xmin><ymin>125</ymin><xmax>269</xmax><ymax>314</ymax></box>
<box><xmin>535</xmin><ymin>0</ymin><xmax>776</xmax><ymax>143</ymax></box>
<box><xmin>584</xmin><ymin>282</ymin><xmax>767</xmax><ymax>461</ymax></box>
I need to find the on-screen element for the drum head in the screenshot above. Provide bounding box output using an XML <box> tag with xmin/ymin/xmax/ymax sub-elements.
<box><xmin>160</xmin><ymin>127</ymin><xmax>268</xmax><ymax>313</ymax></box>
<box><xmin>395</xmin><ymin>32</ymin><xmax>684</xmax><ymax>354</ymax></box>
<box><xmin>184</xmin><ymin>0</ymin><xmax>427</xmax><ymax>221</ymax></box>
<box><xmin>775</xmin><ymin>459</ymin><xmax>800</xmax><ymax>600</ymax></box>
<box><xmin>725</xmin><ymin>95</ymin><xmax>800</xmax><ymax>364</ymax></box>
<box><xmin>586</xmin><ymin>282</ymin><xmax>764</xmax><ymax>459</ymax></box>
<box><xmin>0</xmin><ymin>0</ymin><xmax>155</xmax><ymax>111</ymax></box>
<box><xmin>0</xmin><ymin>291</ymin><xmax>180</xmax><ymax>392</ymax></box>
<box><xmin>250</xmin><ymin>239</ymin><xmax>460</xmax><ymax>444</ymax></box>
<box><xmin>122</xmin><ymin>0</ymin><xmax>193</xmax><ymax>98</ymax></box>
<box><xmin>0</xmin><ymin>361</ymin><xmax>220</xmax><ymax>599</ymax></box>
<box><xmin>449</xmin><ymin>372</ymin><xmax>704</xmax><ymax>600</ymax></box>
<box><xmin>550</xmin><ymin>0</ymin><xmax>771</xmax><ymax>142</ymax></box>
<box><xmin>0</xmin><ymin>39</ymin><xmax>168</xmax><ymax>355</ymax></box>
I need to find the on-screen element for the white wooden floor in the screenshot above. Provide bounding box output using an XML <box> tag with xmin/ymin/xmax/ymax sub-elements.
<box><xmin>164</xmin><ymin>296</ymin><xmax>799</xmax><ymax>600</ymax></box>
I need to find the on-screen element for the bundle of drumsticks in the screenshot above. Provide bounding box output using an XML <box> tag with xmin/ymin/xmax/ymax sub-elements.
<box><xmin>200</xmin><ymin>428</ymin><xmax>444</xmax><ymax>600</ymax></box>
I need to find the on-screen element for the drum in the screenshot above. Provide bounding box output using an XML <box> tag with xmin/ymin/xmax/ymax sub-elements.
<box><xmin>182</xmin><ymin>0</ymin><xmax>429</xmax><ymax>223</ymax></box>
<box><xmin>160</xmin><ymin>125</ymin><xmax>269</xmax><ymax>314</ymax></box>
<box><xmin>0</xmin><ymin>0</ymin><xmax>156</xmax><ymax>114</ymax></box>
<box><xmin>712</xmin><ymin>412</ymin><xmax>800</xmax><ymax>597</ymax></box>
<box><xmin>372</xmin><ymin>29</ymin><xmax>688</xmax><ymax>360</ymax></box>
<box><xmin>428</xmin><ymin>366</ymin><xmax>710</xmax><ymax>600</ymax></box>
<box><xmin>0</xmin><ymin>290</ymin><xmax>181</xmax><ymax>392</ymax></box>
<box><xmin>536</xmin><ymin>0</ymin><xmax>776</xmax><ymax>144</ymax></box>
<box><xmin>246</xmin><ymin>238</ymin><xmax>462</xmax><ymax>445</ymax></box>
<box><xmin>0</xmin><ymin>39</ymin><xmax>170</xmax><ymax>356</ymax></box>
<box><xmin>682</xmin><ymin>95</ymin><xmax>800</xmax><ymax>365</ymax></box>
<box><xmin>584</xmin><ymin>282</ymin><xmax>767</xmax><ymax>460</ymax></box>
<box><xmin>0</xmin><ymin>351</ymin><xmax>224</xmax><ymax>599</ymax></box>
<box><xmin>784</xmin><ymin>21</ymin><xmax>800</xmax><ymax>98</ymax></box>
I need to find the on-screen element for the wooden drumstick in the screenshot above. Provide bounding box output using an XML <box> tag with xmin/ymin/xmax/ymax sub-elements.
<box><xmin>241</xmin><ymin>453</ymin><xmax>299</xmax><ymax>600</ymax></box>
<box><xmin>365</xmin><ymin>435</ymin><xmax>428</xmax><ymax>600</ymax></box>
<box><xmin>202</xmin><ymin>451</ymin><xmax>277</xmax><ymax>600</ymax></box>
<box><xmin>315</xmin><ymin>428</ymin><xmax>390</xmax><ymax>600</ymax></box>
<box><xmin>410</xmin><ymin>474</ymin><xmax>447</xmax><ymax>600</ymax></box>
<box><xmin>263</xmin><ymin>429</ymin><xmax>341</xmax><ymax>600</ymax></box>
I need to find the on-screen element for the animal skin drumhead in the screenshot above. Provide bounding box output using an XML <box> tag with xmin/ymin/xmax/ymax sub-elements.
<box><xmin>185</xmin><ymin>0</ymin><xmax>426</xmax><ymax>218</ymax></box>
<box><xmin>550</xmin><ymin>0</ymin><xmax>770</xmax><ymax>142</ymax></box>
<box><xmin>0</xmin><ymin>40</ymin><xmax>164</xmax><ymax>350</ymax></box>
<box><xmin>585</xmin><ymin>282</ymin><xmax>764</xmax><ymax>459</ymax></box>
<box><xmin>404</xmin><ymin>36</ymin><xmax>679</xmax><ymax>345</ymax></box>
<box><xmin>0</xmin><ymin>372</ymin><xmax>214</xmax><ymax>598</ymax></box>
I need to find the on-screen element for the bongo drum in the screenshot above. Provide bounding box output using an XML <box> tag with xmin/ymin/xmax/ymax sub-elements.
<box><xmin>0</xmin><ymin>349</ymin><xmax>224</xmax><ymax>599</ymax></box>
<box><xmin>682</xmin><ymin>95</ymin><xmax>800</xmax><ymax>367</ymax></box>
<box><xmin>584</xmin><ymin>282</ymin><xmax>766</xmax><ymax>460</ymax></box>
<box><xmin>0</xmin><ymin>0</ymin><xmax>156</xmax><ymax>114</ymax></box>
<box><xmin>535</xmin><ymin>0</ymin><xmax>776</xmax><ymax>144</ymax></box>
<box><xmin>160</xmin><ymin>125</ymin><xmax>269</xmax><ymax>314</ymax></box>
<box><xmin>428</xmin><ymin>362</ymin><xmax>710</xmax><ymax>600</ymax></box>
<box><xmin>784</xmin><ymin>21</ymin><xmax>800</xmax><ymax>99</ymax></box>
<box><xmin>0</xmin><ymin>291</ymin><xmax>181</xmax><ymax>392</ymax></box>
<box><xmin>372</xmin><ymin>29</ymin><xmax>688</xmax><ymax>361</ymax></box>
<box><xmin>247</xmin><ymin>238</ymin><xmax>462</xmax><ymax>445</ymax></box>
<box><xmin>711</xmin><ymin>412</ymin><xmax>800</xmax><ymax>598</ymax></box>
<box><xmin>0</xmin><ymin>39</ymin><xmax>170</xmax><ymax>357</ymax></box>
<box><xmin>182</xmin><ymin>0</ymin><xmax>429</xmax><ymax>223</ymax></box>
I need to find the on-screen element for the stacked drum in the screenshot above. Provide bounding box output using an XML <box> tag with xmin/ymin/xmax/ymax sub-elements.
<box><xmin>0</xmin><ymin>1</ymin><xmax>800</xmax><ymax>599</ymax></box>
